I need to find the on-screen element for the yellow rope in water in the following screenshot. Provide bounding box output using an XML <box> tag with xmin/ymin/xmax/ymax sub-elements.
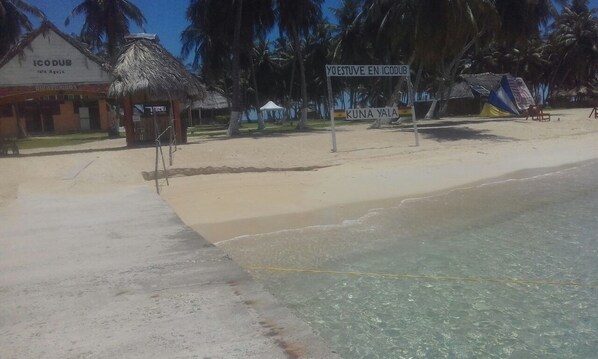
<box><xmin>248</xmin><ymin>266</ymin><xmax>598</xmax><ymax>288</ymax></box>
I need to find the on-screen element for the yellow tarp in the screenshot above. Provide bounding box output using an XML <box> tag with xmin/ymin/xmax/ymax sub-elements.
<box><xmin>333</xmin><ymin>110</ymin><xmax>346</xmax><ymax>119</ymax></box>
<box><xmin>480</xmin><ymin>103</ymin><xmax>512</xmax><ymax>117</ymax></box>
<box><xmin>398</xmin><ymin>106</ymin><xmax>413</xmax><ymax>116</ymax></box>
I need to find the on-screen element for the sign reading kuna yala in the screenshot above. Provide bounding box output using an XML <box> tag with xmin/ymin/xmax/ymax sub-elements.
<box><xmin>346</xmin><ymin>107</ymin><xmax>400</xmax><ymax>120</ymax></box>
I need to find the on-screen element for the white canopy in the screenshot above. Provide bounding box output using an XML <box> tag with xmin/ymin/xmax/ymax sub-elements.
<box><xmin>260</xmin><ymin>101</ymin><xmax>284</xmax><ymax>111</ymax></box>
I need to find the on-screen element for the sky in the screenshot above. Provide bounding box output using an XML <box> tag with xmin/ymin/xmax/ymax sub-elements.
<box><xmin>27</xmin><ymin>0</ymin><xmax>598</xmax><ymax>62</ymax></box>
<box><xmin>27</xmin><ymin>0</ymin><xmax>342</xmax><ymax>61</ymax></box>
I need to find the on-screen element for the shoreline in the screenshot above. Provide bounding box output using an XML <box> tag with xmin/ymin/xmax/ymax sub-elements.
<box><xmin>2</xmin><ymin>108</ymin><xmax>597</xmax><ymax>242</ymax></box>
<box><xmin>202</xmin><ymin>158</ymin><xmax>598</xmax><ymax>244</ymax></box>
<box><xmin>161</xmin><ymin>128</ymin><xmax>598</xmax><ymax>243</ymax></box>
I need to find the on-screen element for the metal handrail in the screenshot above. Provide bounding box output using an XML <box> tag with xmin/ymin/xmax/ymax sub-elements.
<box><xmin>154</xmin><ymin>125</ymin><xmax>171</xmax><ymax>194</ymax></box>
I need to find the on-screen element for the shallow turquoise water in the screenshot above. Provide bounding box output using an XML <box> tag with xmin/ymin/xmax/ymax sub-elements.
<box><xmin>221</xmin><ymin>161</ymin><xmax>598</xmax><ymax>358</ymax></box>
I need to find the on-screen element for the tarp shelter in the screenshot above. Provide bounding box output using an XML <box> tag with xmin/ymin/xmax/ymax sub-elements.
<box><xmin>483</xmin><ymin>75</ymin><xmax>535</xmax><ymax>117</ymax></box>
<box><xmin>260</xmin><ymin>101</ymin><xmax>284</xmax><ymax>122</ymax></box>
<box><xmin>429</xmin><ymin>73</ymin><xmax>505</xmax><ymax>116</ymax></box>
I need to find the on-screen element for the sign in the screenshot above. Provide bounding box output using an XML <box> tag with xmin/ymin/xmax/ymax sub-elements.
<box><xmin>346</xmin><ymin>107</ymin><xmax>399</xmax><ymax>120</ymax></box>
<box><xmin>326</xmin><ymin>65</ymin><xmax>409</xmax><ymax>77</ymax></box>
<box><xmin>32</xmin><ymin>59</ymin><xmax>73</xmax><ymax>75</ymax></box>
<box><xmin>325</xmin><ymin>63</ymin><xmax>419</xmax><ymax>153</ymax></box>
<box><xmin>333</xmin><ymin>110</ymin><xmax>346</xmax><ymax>119</ymax></box>
<box><xmin>0</xmin><ymin>28</ymin><xmax>112</xmax><ymax>86</ymax></box>
<box><xmin>35</xmin><ymin>84</ymin><xmax>77</xmax><ymax>92</ymax></box>
<box><xmin>146</xmin><ymin>106</ymin><xmax>167</xmax><ymax>114</ymax></box>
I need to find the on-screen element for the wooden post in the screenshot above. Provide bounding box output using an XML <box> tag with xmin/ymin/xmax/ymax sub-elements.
<box><xmin>173</xmin><ymin>100</ymin><xmax>183</xmax><ymax>144</ymax></box>
<box><xmin>123</xmin><ymin>96</ymin><xmax>135</xmax><ymax>147</ymax></box>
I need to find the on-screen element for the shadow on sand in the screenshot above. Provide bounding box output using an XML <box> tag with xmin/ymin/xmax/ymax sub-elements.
<box><xmin>16</xmin><ymin>145</ymin><xmax>132</xmax><ymax>158</ymax></box>
<box><xmin>416</xmin><ymin>127</ymin><xmax>515</xmax><ymax>142</ymax></box>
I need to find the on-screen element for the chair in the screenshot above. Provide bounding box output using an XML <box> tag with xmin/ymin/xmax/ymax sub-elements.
<box><xmin>0</xmin><ymin>137</ymin><xmax>19</xmax><ymax>156</ymax></box>
<box><xmin>589</xmin><ymin>106</ymin><xmax>597</xmax><ymax>119</ymax></box>
<box><xmin>525</xmin><ymin>105</ymin><xmax>551</xmax><ymax>122</ymax></box>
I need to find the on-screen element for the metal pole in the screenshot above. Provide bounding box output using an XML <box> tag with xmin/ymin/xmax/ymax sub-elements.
<box><xmin>327</xmin><ymin>75</ymin><xmax>337</xmax><ymax>152</ymax></box>
<box><xmin>408</xmin><ymin>78</ymin><xmax>420</xmax><ymax>147</ymax></box>
<box><xmin>159</xmin><ymin>142</ymin><xmax>169</xmax><ymax>186</ymax></box>
<box><xmin>155</xmin><ymin>140</ymin><xmax>159</xmax><ymax>194</ymax></box>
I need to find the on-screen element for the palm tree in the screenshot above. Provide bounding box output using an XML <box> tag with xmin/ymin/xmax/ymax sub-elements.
<box><xmin>275</xmin><ymin>0</ymin><xmax>323</xmax><ymax>130</ymax></box>
<box><xmin>271</xmin><ymin>37</ymin><xmax>299</xmax><ymax>121</ymax></box>
<box><xmin>304</xmin><ymin>20</ymin><xmax>334</xmax><ymax>118</ymax></box>
<box><xmin>65</xmin><ymin>0</ymin><xmax>146</xmax><ymax>60</ymax></box>
<box><xmin>249</xmin><ymin>37</ymin><xmax>278</xmax><ymax>128</ymax></box>
<box><xmin>0</xmin><ymin>0</ymin><xmax>45</xmax><ymax>57</ymax></box>
<box><xmin>182</xmin><ymin>0</ymin><xmax>274</xmax><ymax>136</ymax></box>
<box><xmin>545</xmin><ymin>0</ymin><xmax>598</xmax><ymax>101</ymax></box>
<box><xmin>361</xmin><ymin>0</ymin><xmax>566</xmax><ymax>117</ymax></box>
<box><xmin>332</xmin><ymin>0</ymin><xmax>374</xmax><ymax>108</ymax></box>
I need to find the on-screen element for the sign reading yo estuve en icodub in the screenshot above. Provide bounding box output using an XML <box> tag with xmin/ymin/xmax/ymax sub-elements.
<box><xmin>326</xmin><ymin>65</ymin><xmax>409</xmax><ymax>77</ymax></box>
<box><xmin>325</xmin><ymin>63</ymin><xmax>418</xmax><ymax>152</ymax></box>
<box><xmin>346</xmin><ymin>107</ymin><xmax>400</xmax><ymax>120</ymax></box>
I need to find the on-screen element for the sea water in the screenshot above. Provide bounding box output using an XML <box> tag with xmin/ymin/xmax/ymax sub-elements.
<box><xmin>220</xmin><ymin>161</ymin><xmax>598</xmax><ymax>358</ymax></box>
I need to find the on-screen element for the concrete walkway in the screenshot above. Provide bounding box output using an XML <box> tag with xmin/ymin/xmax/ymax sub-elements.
<box><xmin>0</xmin><ymin>186</ymin><xmax>339</xmax><ymax>358</ymax></box>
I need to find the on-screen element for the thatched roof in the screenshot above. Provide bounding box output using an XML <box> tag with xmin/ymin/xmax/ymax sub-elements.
<box><xmin>458</xmin><ymin>73</ymin><xmax>508</xmax><ymax>94</ymax></box>
<box><xmin>188</xmin><ymin>89</ymin><xmax>229</xmax><ymax>110</ymax></box>
<box><xmin>108</xmin><ymin>36</ymin><xmax>204</xmax><ymax>101</ymax></box>
<box><xmin>553</xmin><ymin>85</ymin><xmax>598</xmax><ymax>99</ymax></box>
<box><xmin>448</xmin><ymin>81</ymin><xmax>476</xmax><ymax>99</ymax></box>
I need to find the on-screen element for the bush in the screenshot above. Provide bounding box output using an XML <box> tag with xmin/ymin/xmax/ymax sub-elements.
<box><xmin>213</xmin><ymin>115</ymin><xmax>229</xmax><ymax>125</ymax></box>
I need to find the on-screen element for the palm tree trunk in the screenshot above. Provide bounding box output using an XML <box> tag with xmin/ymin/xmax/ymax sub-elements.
<box><xmin>291</xmin><ymin>24</ymin><xmax>308</xmax><ymax>130</ymax></box>
<box><xmin>438</xmin><ymin>35</ymin><xmax>480</xmax><ymax>117</ymax></box>
<box><xmin>250</xmin><ymin>55</ymin><xmax>265</xmax><ymax>130</ymax></box>
<box><xmin>285</xmin><ymin>58</ymin><xmax>296</xmax><ymax>123</ymax></box>
<box><xmin>227</xmin><ymin>0</ymin><xmax>243</xmax><ymax>137</ymax></box>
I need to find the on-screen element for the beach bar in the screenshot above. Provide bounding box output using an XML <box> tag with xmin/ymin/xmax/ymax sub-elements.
<box><xmin>108</xmin><ymin>34</ymin><xmax>204</xmax><ymax>147</ymax></box>
<box><xmin>0</xmin><ymin>22</ymin><xmax>113</xmax><ymax>137</ymax></box>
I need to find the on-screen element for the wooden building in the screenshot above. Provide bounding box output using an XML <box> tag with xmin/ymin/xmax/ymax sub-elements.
<box><xmin>0</xmin><ymin>22</ymin><xmax>113</xmax><ymax>137</ymax></box>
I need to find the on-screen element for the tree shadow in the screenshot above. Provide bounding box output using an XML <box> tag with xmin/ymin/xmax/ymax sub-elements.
<box><xmin>415</xmin><ymin>127</ymin><xmax>515</xmax><ymax>142</ymax></box>
<box><xmin>416</xmin><ymin>117</ymin><xmax>517</xmax><ymax>128</ymax></box>
<box><xmin>188</xmin><ymin>126</ymin><xmax>340</xmax><ymax>142</ymax></box>
<box><xmin>16</xmin><ymin>145</ymin><xmax>132</xmax><ymax>158</ymax></box>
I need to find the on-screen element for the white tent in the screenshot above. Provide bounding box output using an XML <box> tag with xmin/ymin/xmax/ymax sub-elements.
<box><xmin>260</xmin><ymin>101</ymin><xmax>285</xmax><ymax>122</ymax></box>
<box><xmin>260</xmin><ymin>101</ymin><xmax>284</xmax><ymax>111</ymax></box>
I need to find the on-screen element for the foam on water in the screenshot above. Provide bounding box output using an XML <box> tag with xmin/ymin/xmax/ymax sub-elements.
<box><xmin>220</xmin><ymin>161</ymin><xmax>598</xmax><ymax>358</ymax></box>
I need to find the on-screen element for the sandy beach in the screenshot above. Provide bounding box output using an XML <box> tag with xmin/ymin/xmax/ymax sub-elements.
<box><xmin>2</xmin><ymin>108</ymin><xmax>598</xmax><ymax>242</ymax></box>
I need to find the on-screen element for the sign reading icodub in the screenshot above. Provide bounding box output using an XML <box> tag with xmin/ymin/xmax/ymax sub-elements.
<box><xmin>32</xmin><ymin>58</ymin><xmax>73</xmax><ymax>75</ymax></box>
<box><xmin>33</xmin><ymin>59</ymin><xmax>73</xmax><ymax>67</ymax></box>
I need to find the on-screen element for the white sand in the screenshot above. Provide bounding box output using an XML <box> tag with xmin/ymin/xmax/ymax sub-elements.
<box><xmin>2</xmin><ymin>108</ymin><xmax>597</xmax><ymax>242</ymax></box>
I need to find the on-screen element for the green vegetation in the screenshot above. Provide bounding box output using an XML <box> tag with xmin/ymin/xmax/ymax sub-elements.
<box><xmin>187</xmin><ymin>118</ymin><xmax>357</xmax><ymax>139</ymax></box>
<box><xmin>16</xmin><ymin>132</ymin><xmax>111</xmax><ymax>150</ymax></box>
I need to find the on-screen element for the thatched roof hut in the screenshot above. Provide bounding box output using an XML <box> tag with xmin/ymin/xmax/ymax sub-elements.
<box><xmin>109</xmin><ymin>35</ymin><xmax>204</xmax><ymax>101</ymax></box>
<box><xmin>188</xmin><ymin>89</ymin><xmax>229</xmax><ymax>110</ymax></box>
<box><xmin>108</xmin><ymin>35</ymin><xmax>205</xmax><ymax>146</ymax></box>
